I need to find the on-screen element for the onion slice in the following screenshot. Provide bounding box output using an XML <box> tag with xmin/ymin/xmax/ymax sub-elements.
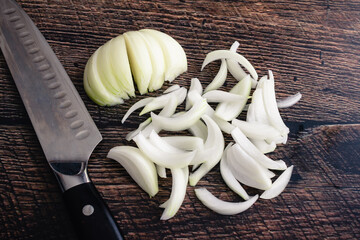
<box><xmin>133</xmin><ymin>132</ymin><xmax>196</xmax><ymax>168</ymax></box>
<box><xmin>220</xmin><ymin>143</ymin><xmax>249</xmax><ymax>200</ymax></box>
<box><xmin>204</xmin><ymin>59</ymin><xmax>228</xmax><ymax>93</ymax></box>
<box><xmin>260</xmin><ymin>165</ymin><xmax>294</xmax><ymax>199</ymax></box>
<box><xmin>231</xmin><ymin>119</ymin><xmax>282</xmax><ymax>142</ymax></box>
<box><xmin>160</xmin><ymin>167</ymin><xmax>189</xmax><ymax>220</ymax></box>
<box><xmin>186</xmin><ymin>78</ymin><xmax>203</xmax><ymax>110</ymax></box>
<box><xmin>188</xmin><ymin>119</ymin><xmax>208</xmax><ymax>140</ymax></box>
<box><xmin>195</xmin><ymin>188</ymin><xmax>258</xmax><ymax>215</ymax></box>
<box><xmin>189</xmin><ymin>115</ymin><xmax>224</xmax><ymax>186</ymax></box>
<box><xmin>156</xmin><ymin>165</ymin><xmax>167</xmax><ymax>179</ymax></box>
<box><xmin>277</xmin><ymin>92</ymin><xmax>302</xmax><ymax>108</ymax></box>
<box><xmin>125</xmin><ymin>118</ymin><xmax>152</xmax><ymax>141</ymax></box>
<box><xmin>107</xmin><ymin>146</ymin><xmax>158</xmax><ymax>197</ymax></box>
<box><xmin>202</xmin><ymin>50</ymin><xmax>258</xmax><ymax>81</ymax></box>
<box><xmin>231</xmin><ymin>127</ymin><xmax>287</xmax><ymax>170</ymax></box>
<box><xmin>151</xmin><ymin>98</ymin><xmax>208</xmax><ymax>132</ymax></box>
<box><xmin>121</xmin><ymin>97</ymin><xmax>154</xmax><ymax>123</ymax></box>
<box><xmin>163</xmin><ymin>84</ymin><xmax>181</xmax><ymax>94</ymax></box>
<box><xmin>250</xmin><ymin>138</ymin><xmax>276</xmax><ymax>154</ymax></box>
<box><xmin>162</xmin><ymin>136</ymin><xmax>204</xmax><ymax>151</ymax></box>
<box><xmin>203</xmin><ymin>90</ymin><xmax>247</xmax><ymax>103</ymax></box>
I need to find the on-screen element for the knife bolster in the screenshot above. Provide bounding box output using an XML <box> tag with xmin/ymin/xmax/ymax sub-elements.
<box><xmin>53</xmin><ymin>168</ymin><xmax>90</xmax><ymax>192</ymax></box>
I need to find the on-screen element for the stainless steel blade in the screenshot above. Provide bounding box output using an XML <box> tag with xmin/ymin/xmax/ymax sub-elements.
<box><xmin>0</xmin><ymin>1</ymin><xmax>102</xmax><ymax>167</ymax></box>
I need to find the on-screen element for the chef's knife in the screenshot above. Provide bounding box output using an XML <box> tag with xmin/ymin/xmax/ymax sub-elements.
<box><xmin>0</xmin><ymin>1</ymin><xmax>123</xmax><ymax>239</ymax></box>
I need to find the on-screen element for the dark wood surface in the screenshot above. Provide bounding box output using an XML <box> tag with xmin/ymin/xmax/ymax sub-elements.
<box><xmin>1</xmin><ymin>0</ymin><xmax>359</xmax><ymax>239</ymax></box>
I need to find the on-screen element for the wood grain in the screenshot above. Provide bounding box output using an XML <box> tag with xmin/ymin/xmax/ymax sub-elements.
<box><xmin>0</xmin><ymin>0</ymin><xmax>359</xmax><ymax>239</ymax></box>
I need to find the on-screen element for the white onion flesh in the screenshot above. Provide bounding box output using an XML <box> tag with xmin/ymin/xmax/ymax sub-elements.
<box><xmin>151</xmin><ymin>98</ymin><xmax>207</xmax><ymax>132</ymax></box>
<box><xmin>125</xmin><ymin>118</ymin><xmax>152</xmax><ymax>141</ymax></box>
<box><xmin>220</xmin><ymin>143</ymin><xmax>250</xmax><ymax>200</ymax></box>
<box><xmin>204</xmin><ymin>59</ymin><xmax>228</xmax><ymax>93</ymax></box>
<box><xmin>188</xmin><ymin>119</ymin><xmax>208</xmax><ymax>141</ymax></box>
<box><xmin>277</xmin><ymin>92</ymin><xmax>302</xmax><ymax>108</ymax></box>
<box><xmin>156</xmin><ymin>165</ymin><xmax>167</xmax><ymax>179</ymax></box>
<box><xmin>231</xmin><ymin>119</ymin><xmax>282</xmax><ymax>142</ymax></box>
<box><xmin>161</xmin><ymin>167</ymin><xmax>189</xmax><ymax>220</ymax></box>
<box><xmin>250</xmin><ymin>138</ymin><xmax>277</xmax><ymax>154</ymax></box>
<box><xmin>133</xmin><ymin>132</ymin><xmax>196</xmax><ymax>168</ymax></box>
<box><xmin>107</xmin><ymin>146</ymin><xmax>158</xmax><ymax>197</ymax></box>
<box><xmin>202</xmin><ymin>50</ymin><xmax>258</xmax><ymax>81</ymax></box>
<box><xmin>186</xmin><ymin>78</ymin><xmax>203</xmax><ymax>110</ymax></box>
<box><xmin>262</xmin><ymin>71</ymin><xmax>289</xmax><ymax>136</ymax></box>
<box><xmin>162</xmin><ymin>136</ymin><xmax>204</xmax><ymax>151</ymax></box>
<box><xmin>202</xmin><ymin>90</ymin><xmax>247</xmax><ymax>103</ymax></box>
<box><xmin>227</xmin><ymin>143</ymin><xmax>272</xmax><ymax>190</ymax></box>
<box><xmin>124</xmin><ymin>31</ymin><xmax>153</xmax><ymax>95</ymax></box>
<box><xmin>189</xmin><ymin>115</ymin><xmax>224</xmax><ymax>186</ymax></box>
<box><xmin>260</xmin><ymin>165</ymin><xmax>294</xmax><ymax>199</ymax></box>
<box><xmin>231</xmin><ymin>127</ymin><xmax>287</xmax><ymax>170</ymax></box>
<box><xmin>140</xmin><ymin>29</ymin><xmax>187</xmax><ymax>82</ymax></box>
<box><xmin>121</xmin><ymin>97</ymin><xmax>154</xmax><ymax>123</ymax></box>
<box><xmin>195</xmin><ymin>188</ymin><xmax>258</xmax><ymax>215</ymax></box>
<box><xmin>163</xmin><ymin>84</ymin><xmax>180</xmax><ymax>94</ymax></box>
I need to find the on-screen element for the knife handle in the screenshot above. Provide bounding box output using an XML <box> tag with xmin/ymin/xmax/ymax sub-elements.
<box><xmin>63</xmin><ymin>182</ymin><xmax>124</xmax><ymax>240</ymax></box>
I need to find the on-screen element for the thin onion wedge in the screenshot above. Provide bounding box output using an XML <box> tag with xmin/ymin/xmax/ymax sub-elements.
<box><xmin>231</xmin><ymin>127</ymin><xmax>286</xmax><ymax>170</ymax></box>
<box><xmin>260</xmin><ymin>165</ymin><xmax>293</xmax><ymax>199</ymax></box>
<box><xmin>125</xmin><ymin>118</ymin><xmax>152</xmax><ymax>141</ymax></box>
<box><xmin>124</xmin><ymin>31</ymin><xmax>152</xmax><ymax>94</ymax></box>
<box><xmin>189</xmin><ymin>115</ymin><xmax>224</xmax><ymax>186</ymax></box>
<box><xmin>227</xmin><ymin>143</ymin><xmax>272</xmax><ymax>190</ymax></box>
<box><xmin>160</xmin><ymin>167</ymin><xmax>189</xmax><ymax>220</ymax></box>
<box><xmin>151</xmin><ymin>98</ymin><xmax>208</xmax><ymax>132</ymax></box>
<box><xmin>188</xmin><ymin>119</ymin><xmax>208</xmax><ymax>141</ymax></box>
<box><xmin>220</xmin><ymin>143</ymin><xmax>250</xmax><ymax>200</ymax></box>
<box><xmin>140</xmin><ymin>29</ymin><xmax>187</xmax><ymax>82</ymax></box>
<box><xmin>250</xmin><ymin>138</ymin><xmax>277</xmax><ymax>154</ymax></box>
<box><xmin>202</xmin><ymin>50</ymin><xmax>258</xmax><ymax>81</ymax></box>
<box><xmin>277</xmin><ymin>92</ymin><xmax>302</xmax><ymax>108</ymax></box>
<box><xmin>107</xmin><ymin>146</ymin><xmax>158</xmax><ymax>197</ymax></box>
<box><xmin>203</xmin><ymin>59</ymin><xmax>228</xmax><ymax>93</ymax></box>
<box><xmin>162</xmin><ymin>136</ymin><xmax>204</xmax><ymax>151</ymax></box>
<box><xmin>121</xmin><ymin>97</ymin><xmax>154</xmax><ymax>123</ymax></box>
<box><xmin>156</xmin><ymin>165</ymin><xmax>167</xmax><ymax>179</ymax></box>
<box><xmin>195</xmin><ymin>188</ymin><xmax>258</xmax><ymax>215</ymax></box>
<box><xmin>163</xmin><ymin>84</ymin><xmax>180</xmax><ymax>94</ymax></box>
<box><xmin>186</xmin><ymin>78</ymin><xmax>203</xmax><ymax>110</ymax></box>
<box><xmin>133</xmin><ymin>132</ymin><xmax>196</xmax><ymax>169</ymax></box>
<box><xmin>231</xmin><ymin>119</ymin><xmax>282</xmax><ymax>142</ymax></box>
<box><xmin>203</xmin><ymin>90</ymin><xmax>247</xmax><ymax>103</ymax></box>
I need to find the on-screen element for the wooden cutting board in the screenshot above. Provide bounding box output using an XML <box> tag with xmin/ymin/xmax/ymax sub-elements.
<box><xmin>0</xmin><ymin>0</ymin><xmax>359</xmax><ymax>239</ymax></box>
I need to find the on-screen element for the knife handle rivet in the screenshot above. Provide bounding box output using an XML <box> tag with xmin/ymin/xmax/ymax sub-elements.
<box><xmin>82</xmin><ymin>204</ymin><xmax>94</xmax><ymax>216</ymax></box>
<box><xmin>39</xmin><ymin>64</ymin><xmax>50</xmax><ymax>71</ymax></box>
<box><xmin>65</xmin><ymin>110</ymin><xmax>78</xmax><ymax>119</ymax></box>
<box><xmin>59</xmin><ymin>100</ymin><xmax>72</xmax><ymax>108</ymax></box>
<box><xmin>19</xmin><ymin>31</ymin><xmax>30</xmax><ymax>38</ymax></box>
<box><xmin>4</xmin><ymin>8</ymin><xmax>16</xmax><ymax>15</ymax></box>
<box><xmin>49</xmin><ymin>82</ymin><xmax>61</xmax><ymax>89</ymax></box>
<box><xmin>43</xmin><ymin>72</ymin><xmax>56</xmax><ymax>80</ymax></box>
<box><xmin>28</xmin><ymin>47</ymin><xmax>40</xmax><ymax>54</ymax></box>
<box><xmin>9</xmin><ymin>15</ymin><xmax>20</xmax><ymax>22</ymax></box>
<box><xmin>15</xmin><ymin>23</ymin><xmax>25</xmax><ymax>30</ymax></box>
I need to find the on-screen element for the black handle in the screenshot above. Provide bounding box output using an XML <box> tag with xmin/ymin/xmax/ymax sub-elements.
<box><xmin>63</xmin><ymin>182</ymin><xmax>123</xmax><ymax>240</ymax></box>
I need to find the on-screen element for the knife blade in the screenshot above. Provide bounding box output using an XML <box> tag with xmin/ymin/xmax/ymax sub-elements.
<box><xmin>0</xmin><ymin>1</ymin><xmax>123</xmax><ymax>239</ymax></box>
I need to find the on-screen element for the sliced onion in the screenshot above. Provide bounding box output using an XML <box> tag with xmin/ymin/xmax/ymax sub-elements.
<box><xmin>262</xmin><ymin>70</ymin><xmax>289</xmax><ymax>136</ymax></box>
<box><xmin>121</xmin><ymin>97</ymin><xmax>154</xmax><ymax>123</ymax></box>
<box><xmin>231</xmin><ymin>119</ymin><xmax>282</xmax><ymax>142</ymax></box>
<box><xmin>202</xmin><ymin>90</ymin><xmax>246</xmax><ymax>103</ymax></box>
<box><xmin>277</xmin><ymin>92</ymin><xmax>302</xmax><ymax>108</ymax></box>
<box><xmin>140</xmin><ymin>87</ymin><xmax>187</xmax><ymax>115</ymax></box>
<box><xmin>260</xmin><ymin>165</ymin><xmax>294</xmax><ymax>199</ymax></box>
<box><xmin>124</xmin><ymin>31</ymin><xmax>152</xmax><ymax>94</ymax></box>
<box><xmin>161</xmin><ymin>167</ymin><xmax>189</xmax><ymax>220</ymax></box>
<box><xmin>133</xmin><ymin>132</ymin><xmax>195</xmax><ymax>168</ymax></box>
<box><xmin>195</xmin><ymin>188</ymin><xmax>258</xmax><ymax>215</ymax></box>
<box><xmin>186</xmin><ymin>78</ymin><xmax>203</xmax><ymax>110</ymax></box>
<box><xmin>227</xmin><ymin>143</ymin><xmax>272</xmax><ymax>190</ymax></box>
<box><xmin>163</xmin><ymin>84</ymin><xmax>180</xmax><ymax>94</ymax></box>
<box><xmin>231</xmin><ymin>127</ymin><xmax>287</xmax><ymax>170</ymax></box>
<box><xmin>156</xmin><ymin>165</ymin><xmax>167</xmax><ymax>178</ymax></box>
<box><xmin>250</xmin><ymin>138</ymin><xmax>277</xmax><ymax>154</ymax></box>
<box><xmin>149</xmin><ymin>130</ymin><xmax>184</xmax><ymax>153</ymax></box>
<box><xmin>189</xmin><ymin>115</ymin><xmax>224</xmax><ymax>186</ymax></box>
<box><xmin>125</xmin><ymin>117</ymin><xmax>152</xmax><ymax>141</ymax></box>
<box><xmin>215</xmin><ymin>75</ymin><xmax>252</xmax><ymax>121</ymax></box>
<box><xmin>220</xmin><ymin>143</ymin><xmax>249</xmax><ymax>200</ymax></box>
<box><xmin>140</xmin><ymin>29</ymin><xmax>187</xmax><ymax>82</ymax></box>
<box><xmin>151</xmin><ymin>98</ymin><xmax>207</xmax><ymax>132</ymax></box>
<box><xmin>188</xmin><ymin>119</ymin><xmax>208</xmax><ymax>140</ymax></box>
<box><xmin>162</xmin><ymin>136</ymin><xmax>204</xmax><ymax>151</ymax></box>
<box><xmin>203</xmin><ymin>59</ymin><xmax>228</xmax><ymax>93</ymax></box>
<box><xmin>202</xmin><ymin>50</ymin><xmax>258</xmax><ymax>81</ymax></box>
<box><xmin>107</xmin><ymin>146</ymin><xmax>158</xmax><ymax>197</ymax></box>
